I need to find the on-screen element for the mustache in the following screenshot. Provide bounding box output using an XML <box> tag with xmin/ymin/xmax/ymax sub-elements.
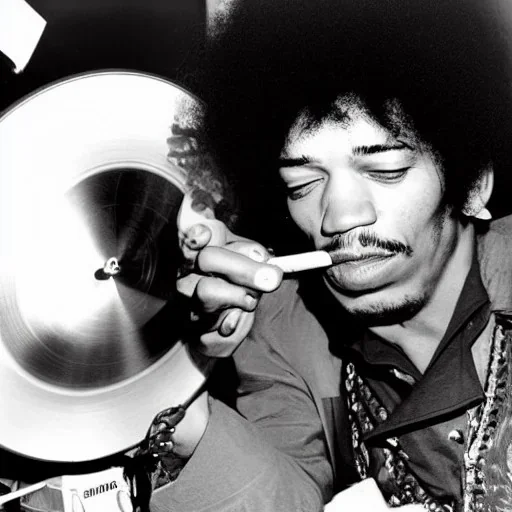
<box><xmin>323</xmin><ymin>230</ymin><xmax>413</xmax><ymax>256</ymax></box>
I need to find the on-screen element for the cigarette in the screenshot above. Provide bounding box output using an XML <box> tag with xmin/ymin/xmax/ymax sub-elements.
<box><xmin>253</xmin><ymin>250</ymin><xmax>338</xmax><ymax>291</ymax></box>
<box><xmin>267</xmin><ymin>250</ymin><xmax>335</xmax><ymax>273</ymax></box>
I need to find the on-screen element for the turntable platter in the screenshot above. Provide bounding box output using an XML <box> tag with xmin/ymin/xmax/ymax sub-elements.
<box><xmin>0</xmin><ymin>71</ymin><xmax>210</xmax><ymax>462</ymax></box>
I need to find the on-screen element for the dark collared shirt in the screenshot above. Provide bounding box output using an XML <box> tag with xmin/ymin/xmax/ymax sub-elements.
<box><xmin>344</xmin><ymin>255</ymin><xmax>491</xmax><ymax>502</ymax></box>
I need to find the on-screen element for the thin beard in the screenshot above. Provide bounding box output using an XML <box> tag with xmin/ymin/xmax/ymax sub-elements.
<box><xmin>334</xmin><ymin>208</ymin><xmax>451</xmax><ymax>324</ymax></box>
<box><xmin>346</xmin><ymin>295</ymin><xmax>427</xmax><ymax>326</ymax></box>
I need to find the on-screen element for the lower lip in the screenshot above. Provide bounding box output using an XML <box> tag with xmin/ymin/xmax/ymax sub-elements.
<box><xmin>329</xmin><ymin>254</ymin><xmax>397</xmax><ymax>289</ymax></box>
<box><xmin>340</xmin><ymin>254</ymin><xmax>394</xmax><ymax>265</ymax></box>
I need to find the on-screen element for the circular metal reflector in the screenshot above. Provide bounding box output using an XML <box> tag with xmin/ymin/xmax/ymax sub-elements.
<box><xmin>0</xmin><ymin>71</ymin><xmax>209</xmax><ymax>462</ymax></box>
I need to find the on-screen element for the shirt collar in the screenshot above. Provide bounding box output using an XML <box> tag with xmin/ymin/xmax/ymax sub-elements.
<box><xmin>350</xmin><ymin>252</ymin><xmax>492</xmax><ymax>441</ymax></box>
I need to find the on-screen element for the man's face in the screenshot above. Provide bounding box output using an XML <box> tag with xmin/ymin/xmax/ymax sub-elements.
<box><xmin>278</xmin><ymin>103</ymin><xmax>463</xmax><ymax>324</ymax></box>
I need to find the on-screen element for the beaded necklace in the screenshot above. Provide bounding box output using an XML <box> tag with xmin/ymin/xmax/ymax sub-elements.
<box><xmin>344</xmin><ymin>311</ymin><xmax>512</xmax><ymax>512</ymax></box>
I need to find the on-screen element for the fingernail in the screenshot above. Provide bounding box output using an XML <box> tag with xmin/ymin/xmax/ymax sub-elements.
<box><xmin>220</xmin><ymin>309</ymin><xmax>242</xmax><ymax>336</ymax></box>
<box><xmin>253</xmin><ymin>267</ymin><xmax>281</xmax><ymax>292</ymax></box>
<box><xmin>244</xmin><ymin>295</ymin><xmax>257</xmax><ymax>310</ymax></box>
<box><xmin>187</xmin><ymin>224</ymin><xmax>210</xmax><ymax>247</ymax></box>
<box><xmin>250</xmin><ymin>248</ymin><xmax>266</xmax><ymax>262</ymax></box>
<box><xmin>188</xmin><ymin>238</ymin><xmax>200</xmax><ymax>249</ymax></box>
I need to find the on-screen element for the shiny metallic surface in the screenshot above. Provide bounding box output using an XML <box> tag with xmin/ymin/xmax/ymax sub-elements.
<box><xmin>448</xmin><ymin>429</ymin><xmax>464</xmax><ymax>445</ymax></box>
<box><xmin>0</xmin><ymin>71</ymin><xmax>210</xmax><ymax>462</ymax></box>
<box><xmin>4</xmin><ymin>168</ymin><xmax>186</xmax><ymax>389</ymax></box>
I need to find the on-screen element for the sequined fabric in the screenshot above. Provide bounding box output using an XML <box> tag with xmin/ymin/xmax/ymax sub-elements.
<box><xmin>464</xmin><ymin>312</ymin><xmax>512</xmax><ymax>512</ymax></box>
<box><xmin>345</xmin><ymin>311</ymin><xmax>512</xmax><ymax>512</ymax></box>
<box><xmin>344</xmin><ymin>361</ymin><xmax>454</xmax><ymax>511</ymax></box>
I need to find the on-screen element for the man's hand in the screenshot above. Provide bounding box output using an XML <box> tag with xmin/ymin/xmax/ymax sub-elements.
<box><xmin>177</xmin><ymin>222</ymin><xmax>283</xmax><ymax>357</ymax></box>
<box><xmin>168</xmin><ymin>223</ymin><xmax>282</xmax><ymax>459</ymax></box>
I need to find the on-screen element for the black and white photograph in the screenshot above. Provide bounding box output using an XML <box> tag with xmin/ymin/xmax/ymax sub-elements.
<box><xmin>1</xmin><ymin>0</ymin><xmax>512</xmax><ymax>510</ymax></box>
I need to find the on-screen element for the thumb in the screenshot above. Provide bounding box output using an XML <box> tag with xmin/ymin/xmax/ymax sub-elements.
<box><xmin>178</xmin><ymin>192</ymin><xmax>230</xmax><ymax>249</ymax></box>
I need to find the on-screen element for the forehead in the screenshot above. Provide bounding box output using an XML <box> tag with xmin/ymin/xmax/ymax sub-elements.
<box><xmin>281</xmin><ymin>98</ymin><xmax>415</xmax><ymax>157</ymax></box>
<box><xmin>282</xmin><ymin>117</ymin><xmax>395</xmax><ymax>158</ymax></box>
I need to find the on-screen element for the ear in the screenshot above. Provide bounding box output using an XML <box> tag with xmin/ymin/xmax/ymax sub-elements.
<box><xmin>477</xmin><ymin>164</ymin><xmax>494</xmax><ymax>207</ymax></box>
<box><xmin>462</xmin><ymin>164</ymin><xmax>494</xmax><ymax>220</ymax></box>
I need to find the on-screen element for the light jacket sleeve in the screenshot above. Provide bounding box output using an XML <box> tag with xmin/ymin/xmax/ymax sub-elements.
<box><xmin>151</xmin><ymin>283</ymin><xmax>334</xmax><ymax>511</ymax></box>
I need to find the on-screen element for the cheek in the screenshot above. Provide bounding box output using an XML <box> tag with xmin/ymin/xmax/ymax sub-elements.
<box><xmin>381</xmin><ymin>170</ymin><xmax>445</xmax><ymax>242</ymax></box>
<box><xmin>388</xmin><ymin>206</ymin><xmax>443</xmax><ymax>254</ymax></box>
<box><xmin>287</xmin><ymin>198</ymin><xmax>321</xmax><ymax>239</ymax></box>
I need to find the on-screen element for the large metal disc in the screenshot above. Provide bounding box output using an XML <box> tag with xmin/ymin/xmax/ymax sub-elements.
<box><xmin>0</xmin><ymin>71</ymin><xmax>209</xmax><ymax>462</ymax></box>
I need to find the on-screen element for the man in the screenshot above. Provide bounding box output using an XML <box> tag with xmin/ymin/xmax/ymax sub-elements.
<box><xmin>151</xmin><ymin>0</ymin><xmax>512</xmax><ymax>510</ymax></box>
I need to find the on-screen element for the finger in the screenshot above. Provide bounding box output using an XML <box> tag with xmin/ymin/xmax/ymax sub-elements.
<box><xmin>197</xmin><ymin>247</ymin><xmax>283</xmax><ymax>292</ymax></box>
<box><xmin>196</xmin><ymin>311</ymin><xmax>256</xmax><ymax>358</ymax></box>
<box><xmin>178</xmin><ymin>193</ymin><xmax>229</xmax><ymax>248</ymax></box>
<box><xmin>179</xmin><ymin>224</ymin><xmax>213</xmax><ymax>271</ymax></box>
<box><xmin>220</xmin><ymin>228</ymin><xmax>256</xmax><ymax>246</ymax></box>
<box><xmin>194</xmin><ymin>276</ymin><xmax>259</xmax><ymax>314</ymax></box>
<box><xmin>182</xmin><ymin>224</ymin><xmax>213</xmax><ymax>251</ymax></box>
<box><xmin>176</xmin><ymin>272</ymin><xmax>200</xmax><ymax>299</ymax></box>
<box><xmin>223</xmin><ymin>240</ymin><xmax>269</xmax><ymax>261</ymax></box>
<box><xmin>218</xmin><ymin>308</ymin><xmax>243</xmax><ymax>337</ymax></box>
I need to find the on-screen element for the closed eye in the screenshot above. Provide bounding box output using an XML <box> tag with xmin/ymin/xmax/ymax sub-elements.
<box><xmin>285</xmin><ymin>178</ymin><xmax>323</xmax><ymax>200</ymax></box>
<box><xmin>365</xmin><ymin>168</ymin><xmax>410</xmax><ymax>183</ymax></box>
<box><xmin>279</xmin><ymin>164</ymin><xmax>324</xmax><ymax>200</ymax></box>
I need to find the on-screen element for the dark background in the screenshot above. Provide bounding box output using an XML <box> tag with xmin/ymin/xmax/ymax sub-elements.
<box><xmin>0</xmin><ymin>0</ymin><xmax>206</xmax><ymax>112</ymax></box>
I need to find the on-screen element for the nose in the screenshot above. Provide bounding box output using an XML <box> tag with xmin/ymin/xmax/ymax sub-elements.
<box><xmin>321</xmin><ymin>173</ymin><xmax>377</xmax><ymax>235</ymax></box>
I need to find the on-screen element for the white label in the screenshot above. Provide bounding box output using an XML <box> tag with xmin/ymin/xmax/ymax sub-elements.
<box><xmin>61</xmin><ymin>467</ymin><xmax>133</xmax><ymax>512</ymax></box>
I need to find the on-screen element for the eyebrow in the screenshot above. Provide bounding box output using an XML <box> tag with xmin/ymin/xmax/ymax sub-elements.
<box><xmin>278</xmin><ymin>155</ymin><xmax>312</xmax><ymax>168</ymax></box>
<box><xmin>279</xmin><ymin>141</ymin><xmax>413</xmax><ymax>168</ymax></box>
<box><xmin>352</xmin><ymin>142</ymin><xmax>412</xmax><ymax>156</ymax></box>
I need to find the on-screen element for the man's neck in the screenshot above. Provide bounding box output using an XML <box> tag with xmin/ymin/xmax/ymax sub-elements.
<box><xmin>370</xmin><ymin>223</ymin><xmax>475</xmax><ymax>374</ymax></box>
